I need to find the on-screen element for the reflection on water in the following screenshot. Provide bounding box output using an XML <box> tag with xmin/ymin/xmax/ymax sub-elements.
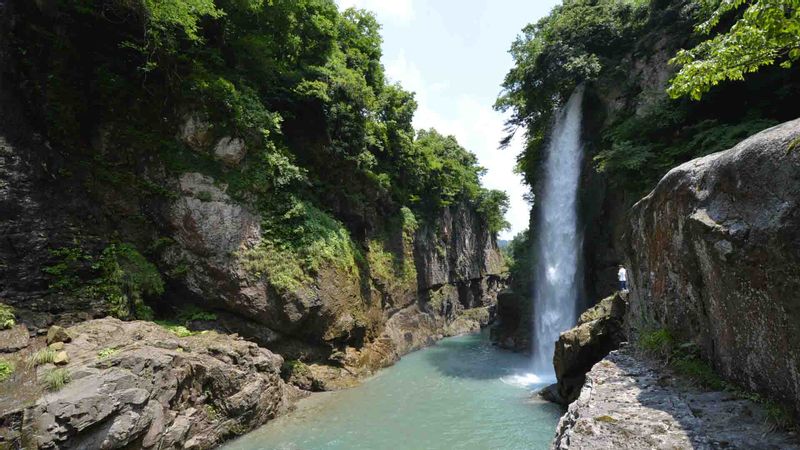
<box><xmin>221</xmin><ymin>332</ymin><xmax>562</xmax><ymax>450</ymax></box>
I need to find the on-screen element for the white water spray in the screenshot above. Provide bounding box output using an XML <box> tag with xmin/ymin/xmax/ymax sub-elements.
<box><xmin>531</xmin><ymin>87</ymin><xmax>585</xmax><ymax>376</ymax></box>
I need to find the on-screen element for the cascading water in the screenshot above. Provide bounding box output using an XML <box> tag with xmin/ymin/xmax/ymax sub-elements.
<box><xmin>531</xmin><ymin>87</ymin><xmax>585</xmax><ymax>377</ymax></box>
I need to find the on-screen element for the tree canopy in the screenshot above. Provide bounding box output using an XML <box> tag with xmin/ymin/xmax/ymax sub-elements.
<box><xmin>669</xmin><ymin>0</ymin><xmax>800</xmax><ymax>100</ymax></box>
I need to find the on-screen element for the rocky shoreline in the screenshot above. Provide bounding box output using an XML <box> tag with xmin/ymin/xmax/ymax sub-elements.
<box><xmin>0</xmin><ymin>305</ymin><xmax>495</xmax><ymax>449</ymax></box>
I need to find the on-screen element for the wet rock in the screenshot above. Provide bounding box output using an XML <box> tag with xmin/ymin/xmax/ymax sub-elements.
<box><xmin>551</xmin><ymin>349</ymin><xmax>800</xmax><ymax>449</ymax></box>
<box><xmin>538</xmin><ymin>383</ymin><xmax>566</xmax><ymax>405</ymax></box>
<box><xmin>490</xmin><ymin>289</ymin><xmax>530</xmax><ymax>352</ymax></box>
<box><xmin>552</xmin><ymin>293</ymin><xmax>627</xmax><ymax>405</ymax></box>
<box><xmin>626</xmin><ymin>118</ymin><xmax>800</xmax><ymax>416</ymax></box>
<box><xmin>46</xmin><ymin>325</ymin><xmax>71</xmax><ymax>345</ymax></box>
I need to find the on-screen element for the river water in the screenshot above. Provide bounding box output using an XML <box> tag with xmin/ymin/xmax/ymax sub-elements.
<box><xmin>221</xmin><ymin>332</ymin><xmax>562</xmax><ymax>450</ymax></box>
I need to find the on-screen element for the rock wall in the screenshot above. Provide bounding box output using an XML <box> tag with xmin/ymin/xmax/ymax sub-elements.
<box><xmin>625</xmin><ymin>119</ymin><xmax>800</xmax><ymax>416</ymax></box>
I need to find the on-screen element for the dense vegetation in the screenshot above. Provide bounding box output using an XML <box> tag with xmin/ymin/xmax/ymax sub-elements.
<box><xmin>8</xmin><ymin>0</ymin><xmax>507</xmax><ymax>313</ymax></box>
<box><xmin>669</xmin><ymin>0</ymin><xmax>800</xmax><ymax>100</ymax></box>
<box><xmin>497</xmin><ymin>0</ymin><xmax>800</xmax><ymax>195</ymax></box>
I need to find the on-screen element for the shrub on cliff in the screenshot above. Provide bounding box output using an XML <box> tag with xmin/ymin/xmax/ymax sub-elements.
<box><xmin>669</xmin><ymin>0</ymin><xmax>800</xmax><ymax>100</ymax></box>
<box><xmin>0</xmin><ymin>303</ymin><xmax>15</xmax><ymax>330</ymax></box>
<box><xmin>43</xmin><ymin>244</ymin><xmax>163</xmax><ymax>320</ymax></box>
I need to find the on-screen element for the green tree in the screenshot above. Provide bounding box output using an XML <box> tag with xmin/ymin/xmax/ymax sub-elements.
<box><xmin>669</xmin><ymin>0</ymin><xmax>800</xmax><ymax>100</ymax></box>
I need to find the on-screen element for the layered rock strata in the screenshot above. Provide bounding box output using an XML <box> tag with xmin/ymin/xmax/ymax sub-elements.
<box><xmin>0</xmin><ymin>318</ymin><xmax>297</xmax><ymax>449</ymax></box>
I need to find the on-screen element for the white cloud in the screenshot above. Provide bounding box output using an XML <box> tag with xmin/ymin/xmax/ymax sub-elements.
<box><xmin>335</xmin><ymin>0</ymin><xmax>414</xmax><ymax>23</ymax></box>
<box><xmin>385</xmin><ymin>53</ymin><xmax>530</xmax><ymax>241</ymax></box>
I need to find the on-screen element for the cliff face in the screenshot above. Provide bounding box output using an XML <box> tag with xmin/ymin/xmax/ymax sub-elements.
<box><xmin>0</xmin><ymin>1</ymin><xmax>507</xmax><ymax>444</ymax></box>
<box><xmin>0</xmin><ymin>89</ymin><xmax>504</xmax><ymax>367</ymax></box>
<box><xmin>625</xmin><ymin>119</ymin><xmax>800</xmax><ymax>417</ymax></box>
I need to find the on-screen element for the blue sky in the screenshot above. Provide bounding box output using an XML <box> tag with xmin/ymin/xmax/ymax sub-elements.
<box><xmin>335</xmin><ymin>0</ymin><xmax>562</xmax><ymax>240</ymax></box>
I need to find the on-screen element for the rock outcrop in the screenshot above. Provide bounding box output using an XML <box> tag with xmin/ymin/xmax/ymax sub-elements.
<box><xmin>626</xmin><ymin>119</ymin><xmax>800</xmax><ymax>416</ymax></box>
<box><xmin>552</xmin><ymin>348</ymin><xmax>800</xmax><ymax>450</ymax></box>
<box><xmin>0</xmin><ymin>318</ymin><xmax>296</xmax><ymax>449</ymax></box>
<box><xmin>549</xmin><ymin>292</ymin><xmax>627</xmax><ymax>405</ymax></box>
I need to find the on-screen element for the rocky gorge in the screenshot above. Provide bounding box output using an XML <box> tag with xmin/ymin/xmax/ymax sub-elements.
<box><xmin>536</xmin><ymin>115</ymin><xmax>800</xmax><ymax>448</ymax></box>
<box><xmin>0</xmin><ymin>0</ymin><xmax>510</xmax><ymax>447</ymax></box>
<box><xmin>2</xmin><ymin>0</ymin><xmax>800</xmax><ymax>448</ymax></box>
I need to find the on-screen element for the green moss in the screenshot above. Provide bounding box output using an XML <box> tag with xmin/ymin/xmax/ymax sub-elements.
<box><xmin>366</xmin><ymin>239</ymin><xmax>416</xmax><ymax>292</ymax></box>
<box><xmin>594</xmin><ymin>415</ymin><xmax>619</xmax><ymax>424</ymax></box>
<box><xmin>0</xmin><ymin>359</ymin><xmax>15</xmax><ymax>383</ymax></box>
<box><xmin>281</xmin><ymin>359</ymin><xmax>311</xmax><ymax>379</ymax></box>
<box><xmin>155</xmin><ymin>321</ymin><xmax>199</xmax><ymax>338</ymax></box>
<box><xmin>43</xmin><ymin>368</ymin><xmax>70</xmax><ymax>391</ymax></box>
<box><xmin>0</xmin><ymin>303</ymin><xmax>15</xmax><ymax>330</ymax></box>
<box><xmin>196</xmin><ymin>190</ymin><xmax>213</xmax><ymax>202</ymax></box>
<box><xmin>97</xmin><ymin>347</ymin><xmax>119</xmax><ymax>359</ymax></box>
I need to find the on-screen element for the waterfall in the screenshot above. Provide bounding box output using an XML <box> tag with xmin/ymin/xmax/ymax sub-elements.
<box><xmin>531</xmin><ymin>87</ymin><xmax>585</xmax><ymax>376</ymax></box>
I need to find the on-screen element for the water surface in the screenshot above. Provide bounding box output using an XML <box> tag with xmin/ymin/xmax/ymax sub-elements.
<box><xmin>222</xmin><ymin>332</ymin><xmax>562</xmax><ymax>450</ymax></box>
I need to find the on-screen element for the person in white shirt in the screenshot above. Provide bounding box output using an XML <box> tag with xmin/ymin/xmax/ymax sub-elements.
<box><xmin>618</xmin><ymin>265</ymin><xmax>628</xmax><ymax>292</ymax></box>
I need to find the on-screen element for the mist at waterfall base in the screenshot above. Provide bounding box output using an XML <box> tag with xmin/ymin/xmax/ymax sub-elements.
<box><xmin>530</xmin><ymin>87</ymin><xmax>586</xmax><ymax>379</ymax></box>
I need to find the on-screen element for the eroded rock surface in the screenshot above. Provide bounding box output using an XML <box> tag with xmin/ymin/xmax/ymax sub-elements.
<box><xmin>626</xmin><ymin>119</ymin><xmax>800</xmax><ymax>416</ymax></box>
<box><xmin>551</xmin><ymin>292</ymin><xmax>627</xmax><ymax>405</ymax></box>
<box><xmin>552</xmin><ymin>349</ymin><xmax>800</xmax><ymax>450</ymax></box>
<box><xmin>1</xmin><ymin>318</ymin><xmax>296</xmax><ymax>449</ymax></box>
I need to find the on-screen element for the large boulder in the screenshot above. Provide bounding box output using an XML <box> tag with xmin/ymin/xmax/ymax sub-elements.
<box><xmin>625</xmin><ymin>118</ymin><xmax>800</xmax><ymax>416</ymax></box>
<box><xmin>2</xmin><ymin>318</ymin><xmax>295</xmax><ymax>449</ymax></box>
<box><xmin>551</xmin><ymin>293</ymin><xmax>627</xmax><ymax>404</ymax></box>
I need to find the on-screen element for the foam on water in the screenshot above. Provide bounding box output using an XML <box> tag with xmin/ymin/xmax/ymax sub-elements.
<box><xmin>500</xmin><ymin>372</ymin><xmax>553</xmax><ymax>388</ymax></box>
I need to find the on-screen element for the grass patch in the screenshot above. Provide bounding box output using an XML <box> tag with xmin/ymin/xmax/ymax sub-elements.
<box><xmin>29</xmin><ymin>348</ymin><xmax>56</xmax><ymax>367</ymax></box>
<box><xmin>43</xmin><ymin>368</ymin><xmax>70</xmax><ymax>391</ymax></box>
<box><xmin>638</xmin><ymin>328</ymin><xmax>674</xmax><ymax>360</ymax></box>
<box><xmin>636</xmin><ymin>328</ymin><xmax>797</xmax><ymax>430</ymax></box>
<box><xmin>765</xmin><ymin>401</ymin><xmax>795</xmax><ymax>431</ymax></box>
<box><xmin>672</xmin><ymin>356</ymin><xmax>725</xmax><ymax>390</ymax></box>
<box><xmin>0</xmin><ymin>303</ymin><xmax>15</xmax><ymax>329</ymax></box>
<box><xmin>0</xmin><ymin>359</ymin><xmax>14</xmax><ymax>382</ymax></box>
